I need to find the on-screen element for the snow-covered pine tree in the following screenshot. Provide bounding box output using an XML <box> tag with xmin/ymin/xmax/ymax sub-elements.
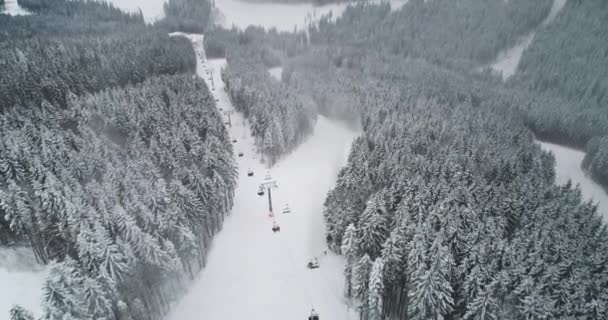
<box><xmin>408</xmin><ymin>239</ymin><xmax>454</xmax><ymax>320</ymax></box>
<box><xmin>368</xmin><ymin>257</ymin><xmax>385</xmax><ymax>320</ymax></box>
<box><xmin>341</xmin><ymin>223</ymin><xmax>358</xmax><ymax>297</ymax></box>
<box><xmin>9</xmin><ymin>306</ymin><xmax>34</xmax><ymax>320</ymax></box>
<box><xmin>358</xmin><ymin>192</ymin><xmax>389</xmax><ymax>259</ymax></box>
<box><xmin>354</xmin><ymin>253</ymin><xmax>373</xmax><ymax>315</ymax></box>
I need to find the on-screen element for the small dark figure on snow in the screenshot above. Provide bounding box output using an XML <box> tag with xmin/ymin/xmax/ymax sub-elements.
<box><xmin>307</xmin><ymin>257</ymin><xmax>319</xmax><ymax>269</ymax></box>
<box><xmin>272</xmin><ymin>222</ymin><xmax>280</xmax><ymax>232</ymax></box>
<box><xmin>309</xmin><ymin>308</ymin><xmax>319</xmax><ymax>320</ymax></box>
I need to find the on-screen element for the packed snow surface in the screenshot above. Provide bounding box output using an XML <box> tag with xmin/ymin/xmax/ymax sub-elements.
<box><xmin>268</xmin><ymin>67</ymin><xmax>283</xmax><ymax>81</ymax></box>
<box><xmin>1</xmin><ymin>0</ymin><xmax>30</xmax><ymax>16</ymax></box>
<box><xmin>0</xmin><ymin>247</ymin><xmax>48</xmax><ymax>319</ymax></box>
<box><xmin>215</xmin><ymin>0</ymin><xmax>408</xmax><ymax>32</ymax></box>
<box><xmin>539</xmin><ymin>141</ymin><xmax>608</xmax><ymax>221</ymax></box>
<box><xmin>103</xmin><ymin>0</ymin><xmax>167</xmax><ymax>23</ymax></box>
<box><xmin>489</xmin><ymin>0</ymin><xmax>567</xmax><ymax>79</ymax></box>
<box><xmin>167</xmin><ymin>33</ymin><xmax>358</xmax><ymax>320</ymax></box>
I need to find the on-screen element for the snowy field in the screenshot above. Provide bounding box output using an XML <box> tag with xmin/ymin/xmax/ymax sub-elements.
<box><xmin>0</xmin><ymin>0</ymin><xmax>30</xmax><ymax>16</ymax></box>
<box><xmin>538</xmin><ymin>141</ymin><xmax>608</xmax><ymax>221</ymax></box>
<box><xmin>0</xmin><ymin>247</ymin><xmax>48</xmax><ymax>319</ymax></box>
<box><xmin>489</xmin><ymin>0</ymin><xmax>567</xmax><ymax>79</ymax></box>
<box><xmin>167</xmin><ymin>33</ymin><xmax>358</xmax><ymax>320</ymax></box>
<box><xmin>103</xmin><ymin>0</ymin><xmax>167</xmax><ymax>22</ymax></box>
<box><xmin>215</xmin><ymin>0</ymin><xmax>408</xmax><ymax>32</ymax></box>
<box><xmin>268</xmin><ymin>67</ymin><xmax>283</xmax><ymax>81</ymax></box>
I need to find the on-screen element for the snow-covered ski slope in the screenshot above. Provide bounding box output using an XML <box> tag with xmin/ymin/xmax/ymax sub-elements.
<box><xmin>167</xmin><ymin>34</ymin><xmax>358</xmax><ymax>320</ymax></box>
<box><xmin>489</xmin><ymin>0</ymin><xmax>567</xmax><ymax>79</ymax></box>
<box><xmin>0</xmin><ymin>247</ymin><xmax>48</xmax><ymax>319</ymax></box>
<box><xmin>0</xmin><ymin>0</ymin><xmax>30</xmax><ymax>16</ymax></box>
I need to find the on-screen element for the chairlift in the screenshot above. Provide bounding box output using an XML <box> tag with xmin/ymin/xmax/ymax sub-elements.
<box><xmin>257</xmin><ymin>186</ymin><xmax>265</xmax><ymax>196</ymax></box>
<box><xmin>272</xmin><ymin>222</ymin><xmax>280</xmax><ymax>233</ymax></box>
<box><xmin>238</xmin><ymin>152</ymin><xmax>244</xmax><ymax>157</ymax></box>
<box><xmin>308</xmin><ymin>309</ymin><xmax>320</xmax><ymax>320</ymax></box>
<box><xmin>307</xmin><ymin>257</ymin><xmax>320</xmax><ymax>269</ymax></box>
<box><xmin>248</xmin><ymin>169</ymin><xmax>254</xmax><ymax>177</ymax></box>
<box><xmin>282</xmin><ymin>204</ymin><xmax>291</xmax><ymax>214</ymax></box>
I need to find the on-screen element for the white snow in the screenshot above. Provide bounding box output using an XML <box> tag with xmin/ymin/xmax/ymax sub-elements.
<box><xmin>167</xmin><ymin>33</ymin><xmax>358</xmax><ymax>320</ymax></box>
<box><xmin>0</xmin><ymin>247</ymin><xmax>48</xmax><ymax>319</ymax></box>
<box><xmin>102</xmin><ymin>0</ymin><xmax>167</xmax><ymax>23</ymax></box>
<box><xmin>1</xmin><ymin>0</ymin><xmax>30</xmax><ymax>16</ymax></box>
<box><xmin>214</xmin><ymin>0</ymin><xmax>409</xmax><ymax>32</ymax></box>
<box><xmin>268</xmin><ymin>67</ymin><xmax>283</xmax><ymax>81</ymax></box>
<box><xmin>538</xmin><ymin>141</ymin><xmax>608</xmax><ymax>221</ymax></box>
<box><xmin>488</xmin><ymin>0</ymin><xmax>567</xmax><ymax>80</ymax></box>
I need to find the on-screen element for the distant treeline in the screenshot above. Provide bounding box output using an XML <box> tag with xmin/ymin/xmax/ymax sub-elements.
<box><xmin>0</xmin><ymin>32</ymin><xmax>195</xmax><ymax>111</ymax></box>
<box><xmin>311</xmin><ymin>0</ymin><xmax>553</xmax><ymax>70</ymax></box>
<box><xmin>155</xmin><ymin>0</ymin><xmax>212</xmax><ymax>33</ymax></box>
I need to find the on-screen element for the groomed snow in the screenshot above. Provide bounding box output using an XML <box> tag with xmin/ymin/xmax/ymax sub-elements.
<box><xmin>1</xmin><ymin>0</ymin><xmax>30</xmax><ymax>16</ymax></box>
<box><xmin>538</xmin><ymin>141</ymin><xmax>608</xmax><ymax>222</ymax></box>
<box><xmin>0</xmin><ymin>247</ymin><xmax>48</xmax><ymax>319</ymax></box>
<box><xmin>167</xmin><ymin>33</ymin><xmax>359</xmax><ymax>320</ymax></box>
<box><xmin>489</xmin><ymin>0</ymin><xmax>567</xmax><ymax>80</ymax></box>
<box><xmin>215</xmin><ymin>0</ymin><xmax>408</xmax><ymax>32</ymax></box>
<box><xmin>268</xmin><ymin>67</ymin><xmax>283</xmax><ymax>81</ymax></box>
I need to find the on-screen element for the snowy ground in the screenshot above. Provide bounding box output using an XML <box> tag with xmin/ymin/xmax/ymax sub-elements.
<box><xmin>0</xmin><ymin>247</ymin><xmax>48</xmax><ymax>319</ymax></box>
<box><xmin>488</xmin><ymin>0</ymin><xmax>567</xmax><ymax>79</ymax></box>
<box><xmin>0</xmin><ymin>0</ymin><xmax>30</xmax><ymax>16</ymax></box>
<box><xmin>103</xmin><ymin>0</ymin><xmax>167</xmax><ymax>23</ymax></box>
<box><xmin>215</xmin><ymin>0</ymin><xmax>408</xmax><ymax>32</ymax></box>
<box><xmin>538</xmin><ymin>141</ymin><xmax>608</xmax><ymax>222</ymax></box>
<box><xmin>268</xmin><ymin>67</ymin><xmax>283</xmax><ymax>81</ymax></box>
<box><xmin>167</xmin><ymin>33</ymin><xmax>358</xmax><ymax>320</ymax></box>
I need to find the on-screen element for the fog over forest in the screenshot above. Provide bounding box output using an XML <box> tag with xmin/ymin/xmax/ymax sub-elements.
<box><xmin>1</xmin><ymin>0</ymin><xmax>607</xmax><ymax>319</ymax></box>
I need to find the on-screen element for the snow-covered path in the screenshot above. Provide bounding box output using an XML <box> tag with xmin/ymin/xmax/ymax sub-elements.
<box><xmin>538</xmin><ymin>141</ymin><xmax>608</xmax><ymax>222</ymax></box>
<box><xmin>167</xmin><ymin>34</ymin><xmax>358</xmax><ymax>320</ymax></box>
<box><xmin>1</xmin><ymin>0</ymin><xmax>30</xmax><ymax>16</ymax></box>
<box><xmin>0</xmin><ymin>247</ymin><xmax>48</xmax><ymax>319</ymax></box>
<box><xmin>489</xmin><ymin>0</ymin><xmax>567</xmax><ymax>79</ymax></box>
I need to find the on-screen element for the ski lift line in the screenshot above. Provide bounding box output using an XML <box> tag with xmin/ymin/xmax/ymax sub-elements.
<box><xmin>280</xmin><ymin>228</ymin><xmax>317</xmax><ymax>312</ymax></box>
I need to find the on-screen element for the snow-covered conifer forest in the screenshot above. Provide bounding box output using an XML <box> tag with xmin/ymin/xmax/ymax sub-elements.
<box><xmin>1</xmin><ymin>0</ymin><xmax>608</xmax><ymax>319</ymax></box>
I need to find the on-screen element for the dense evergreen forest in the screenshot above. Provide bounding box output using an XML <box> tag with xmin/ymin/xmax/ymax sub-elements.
<box><xmin>205</xmin><ymin>26</ymin><xmax>317</xmax><ymax>163</ymax></box>
<box><xmin>507</xmin><ymin>0</ymin><xmax>608</xmax><ymax>189</ymax></box>
<box><xmin>2</xmin><ymin>0</ymin><xmax>608</xmax><ymax>318</ymax></box>
<box><xmin>310</xmin><ymin>0</ymin><xmax>553</xmax><ymax>70</ymax></box>
<box><xmin>156</xmin><ymin>0</ymin><xmax>212</xmax><ymax>33</ymax></box>
<box><xmin>243</xmin><ymin>1</ymin><xmax>608</xmax><ymax>319</ymax></box>
<box><xmin>0</xmin><ymin>0</ymin><xmax>236</xmax><ymax>319</ymax></box>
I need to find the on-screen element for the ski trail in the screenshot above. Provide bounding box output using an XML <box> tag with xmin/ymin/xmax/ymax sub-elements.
<box><xmin>167</xmin><ymin>33</ymin><xmax>358</xmax><ymax>320</ymax></box>
<box><xmin>488</xmin><ymin>0</ymin><xmax>567</xmax><ymax>79</ymax></box>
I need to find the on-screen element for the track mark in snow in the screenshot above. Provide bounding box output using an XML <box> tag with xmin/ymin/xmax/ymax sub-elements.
<box><xmin>167</xmin><ymin>33</ymin><xmax>359</xmax><ymax>320</ymax></box>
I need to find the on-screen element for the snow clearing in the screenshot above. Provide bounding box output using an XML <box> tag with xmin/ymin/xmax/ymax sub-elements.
<box><xmin>167</xmin><ymin>34</ymin><xmax>358</xmax><ymax>320</ymax></box>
